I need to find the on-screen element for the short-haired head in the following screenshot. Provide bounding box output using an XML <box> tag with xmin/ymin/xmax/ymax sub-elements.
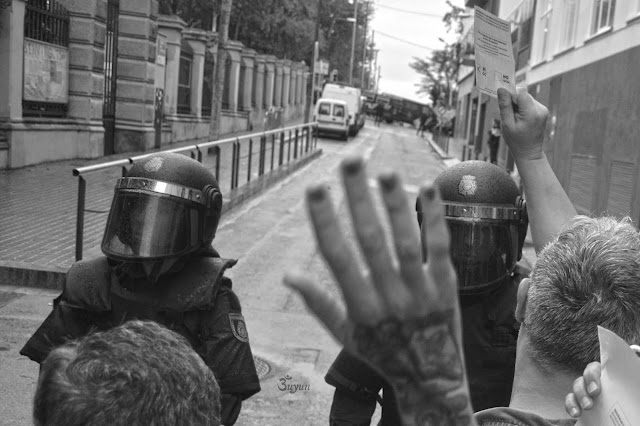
<box><xmin>524</xmin><ymin>215</ymin><xmax>640</xmax><ymax>374</ymax></box>
<box><xmin>33</xmin><ymin>320</ymin><xmax>221</xmax><ymax>426</ymax></box>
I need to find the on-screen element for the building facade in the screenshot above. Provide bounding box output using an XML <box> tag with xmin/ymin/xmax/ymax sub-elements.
<box><xmin>525</xmin><ymin>0</ymin><xmax>640</xmax><ymax>221</ymax></box>
<box><xmin>0</xmin><ymin>0</ymin><xmax>308</xmax><ymax>169</ymax></box>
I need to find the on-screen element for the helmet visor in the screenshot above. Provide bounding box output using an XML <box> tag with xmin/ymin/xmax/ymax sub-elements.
<box><xmin>101</xmin><ymin>190</ymin><xmax>202</xmax><ymax>261</ymax></box>
<box><xmin>447</xmin><ymin>217</ymin><xmax>519</xmax><ymax>293</ymax></box>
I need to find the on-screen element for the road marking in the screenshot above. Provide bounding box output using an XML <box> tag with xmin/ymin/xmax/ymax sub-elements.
<box><xmin>367</xmin><ymin>179</ymin><xmax>419</xmax><ymax>194</ymax></box>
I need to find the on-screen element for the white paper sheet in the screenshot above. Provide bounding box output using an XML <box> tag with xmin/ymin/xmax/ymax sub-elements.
<box><xmin>576</xmin><ymin>326</ymin><xmax>640</xmax><ymax>426</ymax></box>
<box><xmin>473</xmin><ymin>7</ymin><xmax>516</xmax><ymax>98</ymax></box>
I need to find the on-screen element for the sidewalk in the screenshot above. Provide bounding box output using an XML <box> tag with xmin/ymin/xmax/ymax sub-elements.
<box><xmin>0</xmin><ymin>119</ymin><xmax>307</xmax><ymax>288</ymax></box>
<box><xmin>423</xmin><ymin>132</ymin><xmax>537</xmax><ymax>270</ymax></box>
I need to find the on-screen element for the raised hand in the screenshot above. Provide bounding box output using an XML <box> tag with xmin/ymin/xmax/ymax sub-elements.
<box><xmin>497</xmin><ymin>87</ymin><xmax>549</xmax><ymax>163</ymax></box>
<box><xmin>284</xmin><ymin>156</ymin><xmax>476</xmax><ymax>425</ymax></box>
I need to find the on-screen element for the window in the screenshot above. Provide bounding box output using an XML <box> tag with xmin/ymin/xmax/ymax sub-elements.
<box><xmin>334</xmin><ymin>104</ymin><xmax>345</xmax><ymax>117</ymax></box>
<box><xmin>318</xmin><ymin>103</ymin><xmax>331</xmax><ymax>115</ymax></box>
<box><xmin>177</xmin><ymin>53</ymin><xmax>192</xmax><ymax>114</ymax></box>
<box><xmin>560</xmin><ymin>0</ymin><xmax>579</xmax><ymax>49</ymax></box>
<box><xmin>591</xmin><ymin>0</ymin><xmax>616</xmax><ymax>34</ymax></box>
<box><xmin>539</xmin><ymin>0</ymin><xmax>553</xmax><ymax>61</ymax></box>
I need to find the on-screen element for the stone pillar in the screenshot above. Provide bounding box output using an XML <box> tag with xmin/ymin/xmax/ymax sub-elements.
<box><xmin>289</xmin><ymin>64</ymin><xmax>297</xmax><ymax>105</ymax></box>
<box><xmin>240</xmin><ymin>48</ymin><xmax>256</xmax><ymax>111</ymax></box>
<box><xmin>224</xmin><ymin>40</ymin><xmax>242</xmax><ymax>112</ymax></box>
<box><xmin>114</xmin><ymin>0</ymin><xmax>159</xmax><ymax>152</ymax></box>
<box><xmin>282</xmin><ymin>60</ymin><xmax>291</xmax><ymax>108</ymax></box>
<box><xmin>254</xmin><ymin>55</ymin><xmax>266</xmax><ymax>111</ymax></box>
<box><xmin>264</xmin><ymin>55</ymin><xmax>276</xmax><ymax>109</ymax></box>
<box><xmin>158</xmin><ymin>16</ymin><xmax>186</xmax><ymax>117</ymax></box>
<box><xmin>302</xmin><ymin>70</ymin><xmax>309</xmax><ymax>108</ymax></box>
<box><xmin>297</xmin><ymin>68</ymin><xmax>304</xmax><ymax>104</ymax></box>
<box><xmin>274</xmin><ymin>60</ymin><xmax>283</xmax><ymax>108</ymax></box>
<box><xmin>182</xmin><ymin>28</ymin><xmax>208</xmax><ymax>117</ymax></box>
<box><xmin>0</xmin><ymin>0</ymin><xmax>25</xmax><ymax>120</ymax></box>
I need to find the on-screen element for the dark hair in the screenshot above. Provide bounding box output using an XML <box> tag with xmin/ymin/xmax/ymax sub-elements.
<box><xmin>34</xmin><ymin>320</ymin><xmax>221</xmax><ymax>426</ymax></box>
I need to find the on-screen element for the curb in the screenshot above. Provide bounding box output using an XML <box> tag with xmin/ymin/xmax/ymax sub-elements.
<box><xmin>0</xmin><ymin>149</ymin><xmax>323</xmax><ymax>290</ymax></box>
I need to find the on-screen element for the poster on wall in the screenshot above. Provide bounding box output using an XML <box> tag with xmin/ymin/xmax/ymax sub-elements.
<box><xmin>23</xmin><ymin>38</ymin><xmax>69</xmax><ymax>103</ymax></box>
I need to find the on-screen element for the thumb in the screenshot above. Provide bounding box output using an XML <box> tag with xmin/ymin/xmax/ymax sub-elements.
<box><xmin>497</xmin><ymin>88</ymin><xmax>515</xmax><ymax>129</ymax></box>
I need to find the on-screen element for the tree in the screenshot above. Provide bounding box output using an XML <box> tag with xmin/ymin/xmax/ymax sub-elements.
<box><xmin>410</xmin><ymin>1</ymin><xmax>466</xmax><ymax>106</ymax></box>
<box><xmin>158</xmin><ymin>0</ymin><xmax>375</xmax><ymax>77</ymax></box>
<box><xmin>410</xmin><ymin>48</ymin><xmax>458</xmax><ymax>107</ymax></box>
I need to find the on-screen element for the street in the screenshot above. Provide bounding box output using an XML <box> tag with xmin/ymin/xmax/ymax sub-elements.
<box><xmin>0</xmin><ymin>121</ymin><xmax>447</xmax><ymax>425</ymax></box>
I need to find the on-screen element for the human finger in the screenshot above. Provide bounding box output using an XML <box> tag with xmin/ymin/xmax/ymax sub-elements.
<box><xmin>497</xmin><ymin>88</ymin><xmax>516</xmax><ymax>131</ymax></box>
<box><xmin>341</xmin><ymin>157</ymin><xmax>411</xmax><ymax>316</ymax></box>
<box><xmin>582</xmin><ymin>362</ymin><xmax>602</xmax><ymax>397</ymax></box>
<box><xmin>284</xmin><ymin>272</ymin><xmax>351</xmax><ymax>344</ymax></box>
<box><xmin>565</xmin><ymin>392</ymin><xmax>582</xmax><ymax>418</ymax></box>
<box><xmin>418</xmin><ymin>185</ymin><xmax>456</xmax><ymax>305</ymax></box>
<box><xmin>306</xmin><ymin>183</ymin><xmax>383</xmax><ymax>324</ymax></box>
<box><xmin>572</xmin><ymin>376</ymin><xmax>593</xmax><ymax>411</ymax></box>
<box><xmin>378</xmin><ymin>171</ymin><xmax>427</xmax><ymax>301</ymax></box>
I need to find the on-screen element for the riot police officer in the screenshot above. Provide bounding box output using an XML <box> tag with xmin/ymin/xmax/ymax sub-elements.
<box><xmin>325</xmin><ymin>161</ymin><xmax>530</xmax><ymax>424</ymax></box>
<box><xmin>21</xmin><ymin>153</ymin><xmax>260</xmax><ymax>425</ymax></box>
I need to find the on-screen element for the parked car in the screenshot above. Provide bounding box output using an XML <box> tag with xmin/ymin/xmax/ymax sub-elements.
<box><xmin>313</xmin><ymin>98</ymin><xmax>350</xmax><ymax>141</ymax></box>
<box><xmin>321</xmin><ymin>83</ymin><xmax>365</xmax><ymax>136</ymax></box>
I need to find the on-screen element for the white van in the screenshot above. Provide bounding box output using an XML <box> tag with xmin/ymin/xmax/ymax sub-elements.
<box><xmin>321</xmin><ymin>83</ymin><xmax>364</xmax><ymax>136</ymax></box>
<box><xmin>313</xmin><ymin>98</ymin><xmax>350</xmax><ymax>141</ymax></box>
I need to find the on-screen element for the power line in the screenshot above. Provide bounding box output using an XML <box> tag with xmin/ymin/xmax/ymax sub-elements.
<box><xmin>374</xmin><ymin>30</ymin><xmax>436</xmax><ymax>50</ymax></box>
<box><xmin>375</xmin><ymin>3</ymin><xmax>443</xmax><ymax>18</ymax></box>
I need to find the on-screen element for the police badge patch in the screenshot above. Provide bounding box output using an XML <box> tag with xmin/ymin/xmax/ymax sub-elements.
<box><xmin>458</xmin><ymin>175</ymin><xmax>478</xmax><ymax>196</ymax></box>
<box><xmin>229</xmin><ymin>312</ymin><xmax>249</xmax><ymax>342</ymax></box>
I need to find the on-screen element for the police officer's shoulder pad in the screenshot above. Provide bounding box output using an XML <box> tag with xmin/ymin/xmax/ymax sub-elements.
<box><xmin>63</xmin><ymin>257</ymin><xmax>112</xmax><ymax>311</ymax></box>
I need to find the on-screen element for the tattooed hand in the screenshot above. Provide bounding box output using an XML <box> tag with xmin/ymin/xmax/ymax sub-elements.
<box><xmin>284</xmin><ymin>156</ymin><xmax>476</xmax><ymax>426</ymax></box>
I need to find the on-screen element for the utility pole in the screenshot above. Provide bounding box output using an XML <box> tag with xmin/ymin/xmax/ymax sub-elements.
<box><xmin>305</xmin><ymin>0</ymin><xmax>322</xmax><ymax>123</ymax></box>
<box><xmin>359</xmin><ymin>2</ymin><xmax>369</xmax><ymax>89</ymax></box>
<box><xmin>348</xmin><ymin>0</ymin><xmax>358</xmax><ymax>86</ymax></box>
<box><xmin>209</xmin><ymin>0</ymin><xmax>232</xmax><ymax>141</ymax></box>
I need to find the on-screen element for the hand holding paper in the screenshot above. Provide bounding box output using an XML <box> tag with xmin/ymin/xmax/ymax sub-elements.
<box><xmin>473</xmin><ymin>7</ymin><xmax>516</xmax><ymax>98</ymax></box>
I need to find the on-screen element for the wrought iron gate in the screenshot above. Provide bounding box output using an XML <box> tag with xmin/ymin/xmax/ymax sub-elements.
<box><xmin>103</xmin><ymin>0</ymin><xmax>119</xmax><ymax>155</ymax></box>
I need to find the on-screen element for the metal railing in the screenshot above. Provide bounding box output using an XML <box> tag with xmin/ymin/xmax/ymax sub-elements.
<box><xmin>72</xmin><ymin>122</ymin><xmax>318</xmax><ymax>261</ymax></box>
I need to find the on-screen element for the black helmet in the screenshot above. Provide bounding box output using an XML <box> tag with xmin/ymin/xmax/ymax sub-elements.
<box><xmin>416</xmin><ymin>161</ymin><xmax>528</xmax><ymax>294</ymax></box>
<box><xmin>101</xmin><ymin>153</ymin><xmax>222</xmax><ymax>261</ymax></box>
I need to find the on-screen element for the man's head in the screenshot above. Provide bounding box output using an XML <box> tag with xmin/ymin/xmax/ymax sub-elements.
<box><xmin>101</xmin><ymin>153</ymin><xmax>223</xmax><ymax>264</ymax></box>
<box><xmin>517</xmin><ymin>216</ymin><xmax>640</xmax><ymax>375</ymax></box>
<box><xmin>416</xmin><ymin>161</ymin><xmax>528</xmax><ymax>294</ymax></box>
<box><xmin>33</xmin><ymin>320</ymin><xmax>221</xmax><ymax>425</ymax></box>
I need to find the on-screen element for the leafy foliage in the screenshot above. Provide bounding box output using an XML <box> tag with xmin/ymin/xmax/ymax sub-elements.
<box><xmin>410</xmin><ymin>1</ymin><xmax>466</xmax><ymax>106</ymax></box>
<box><xmin>158</xmin><ymin>0</ymin><xmax>375</xmax><ymax>79</ymax></box>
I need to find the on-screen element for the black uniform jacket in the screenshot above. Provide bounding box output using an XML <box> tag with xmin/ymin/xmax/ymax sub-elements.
<box><xmin>325</xmin><ymin>265</ymin><xmax>530</xmax><ymax>425</ymax></box>
<box><xmin>20</xmin><ymin>252</ymin><xmax>260</xmax><ymax>426</ymax></box>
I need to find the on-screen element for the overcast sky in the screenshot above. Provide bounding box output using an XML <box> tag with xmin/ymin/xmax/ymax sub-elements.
<box><xmin>370</xmin><ymin>0</ymin><xmax>466</xmax><ymax>104</ymax></box>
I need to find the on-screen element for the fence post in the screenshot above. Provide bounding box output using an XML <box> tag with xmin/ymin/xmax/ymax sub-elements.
<box><xmin>279</xmin><ymin>132</ymin><xmax>285</xmax><ymax>166</ymax></box>
<box><xmin>304</xmin><ymin>127</ymin><xmax>309</xmax><ymax>153</ymax></box>
<box><xmin>235</xmin><ymin>141</ymin><xmax>241</xmax><ymax>186</ymax></box>
<box><xmin>287</xmin><ymin>131</ymin><xmax>292</xmax><ymax>163</ymax></box>
<box><xmin>197</xmin><ymin>147</ymin><xmax>203</xmax><ymax>163</ymax></box>
<box><xmin>294</xmin><ymin>129</ymin><xmax>299</xmax><ymax>159</ymax></box>
<box><xmin>270</xmin><ymin>134</ymin><xmax>275</xmax><ymax>171</ymax></box>
<box><xmin>231</xmin><ymin>142</ymin><xmax>237</xmax><ymax>189</ymax></box>
<box><xmin>247</xmin><ymin>138</ymin><xmax>253</xmax><ymax>183</ymax></box>
<box><xmin>75</xmin><ymin>176</ymin><xmax>86</xmax><ymax>261</ymax></box>
<box><xmin>214</xmin><ymin>146</ymin><xmax>220</xmax><ymax>182</ymax></box>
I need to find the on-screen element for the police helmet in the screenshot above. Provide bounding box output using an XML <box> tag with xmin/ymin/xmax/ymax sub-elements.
<box><xmin>416</xmin><ymin>161</ymin><xmax>528</xmax><ymax>294</ymax></box>
<box><xmin>101</xmin><ymin>153</ymin><xmax>223</xmax><ymax>261</ymax></box>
